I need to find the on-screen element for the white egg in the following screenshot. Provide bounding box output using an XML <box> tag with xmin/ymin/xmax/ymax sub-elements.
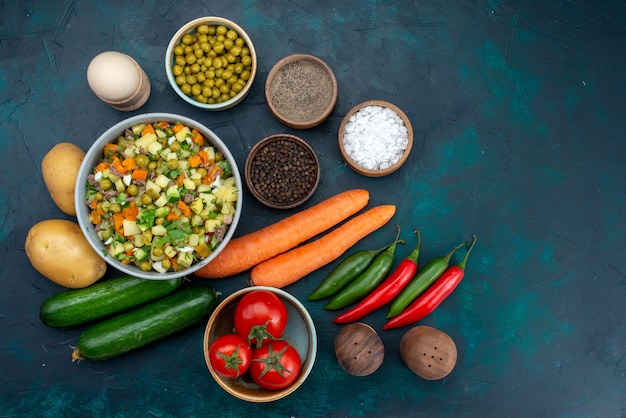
<box><xmin>87</xmin><ymin>51</ymin><xmax>140</xmax><ymax>101</ymax></box>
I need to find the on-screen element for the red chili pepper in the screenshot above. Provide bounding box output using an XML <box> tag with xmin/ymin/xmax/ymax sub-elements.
<box><xmin>382</xmin><ymin>235</ymin><xmax>477</xmax><ymax>330</ymax></box>
<box><xmin>333</xmin><ymin>230</ymin><xmax>421</xmax><ymax>324</ymax></box>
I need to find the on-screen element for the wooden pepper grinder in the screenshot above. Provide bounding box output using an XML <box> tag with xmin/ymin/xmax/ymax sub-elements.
<box><xmin>400</xmin><ymin>325</ymin><xmax>458</xmax><ymax>380</ymax></box>
<box><xmin>334</xmin><ymin>322</ymin><xmax>385</xmax><ymax>376</ymax></box>
<box><xmin>87</xmin><ymin>51</ymin><xmax>151</xmax><ymax>111</ymax></box>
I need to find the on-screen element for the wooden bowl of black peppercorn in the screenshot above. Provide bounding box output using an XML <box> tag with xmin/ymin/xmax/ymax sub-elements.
<box><xmin>245</xmin><ymin>134</ymin><xmax>320</xmax><ymax>209</ymax></box>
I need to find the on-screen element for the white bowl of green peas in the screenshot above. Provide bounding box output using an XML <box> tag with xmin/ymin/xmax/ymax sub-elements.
<box><xmin>75</xmin><ymin>113</ymin><xmax>243</xmax><ymax>280</ymax></box>
<box><xmin>165</xmin><ymin>17</ymin><xmax>257</xmax><ymax>111</ymax></box>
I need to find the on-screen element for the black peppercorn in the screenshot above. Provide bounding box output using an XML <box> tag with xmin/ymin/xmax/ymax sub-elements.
<box><xmin>246</xmin><ymin>136</ymin><xmax>319</xmax><ymax>208</ymax></box>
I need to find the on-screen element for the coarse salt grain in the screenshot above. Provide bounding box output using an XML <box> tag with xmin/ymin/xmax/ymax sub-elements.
<box><xmin>342</xmin><ymin>105</ymin><xmax>409</xmax><ymax>170</ymax></box>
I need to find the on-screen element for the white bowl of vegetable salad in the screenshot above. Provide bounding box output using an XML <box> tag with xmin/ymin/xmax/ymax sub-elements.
<box><xmin>75</xmin><ymin>113</ymin><xmax>242</xmax><ymax>280</ymax></box>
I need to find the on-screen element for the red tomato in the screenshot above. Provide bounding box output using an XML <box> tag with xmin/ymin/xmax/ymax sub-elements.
<box><xmin>208</xmin><ymin>334</ymin><xmax>252</xmax><ymax>378</ymax></box>
<box><xmin>234</xmin><ymin>290</ymin><xmax>288</xmax><ymax>348</ymax></box>
<box><xmin>250</xmin><ymin>340</ymin><xmax>302</xmax><ymax>390</ymax></box>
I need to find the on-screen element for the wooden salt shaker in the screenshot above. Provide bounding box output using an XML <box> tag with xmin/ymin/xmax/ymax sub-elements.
<box><xmin>334</xmin><ymin>322</ymin><xmax>385</xmax><ymax>376</ymax></box>
<box><xmin>87</xmin><ymin>51</ymin><xmax>151</xmax><ymax>111</ymax></box>
<box><xmin>400</xmin><ymin>325</ymin><xmax>458</xmax><ymax>380</ymax></box>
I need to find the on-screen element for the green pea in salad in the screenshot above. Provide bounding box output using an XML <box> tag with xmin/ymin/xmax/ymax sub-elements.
<box><xmin>84</xmin><ymin>120</ymin><xmax>238</xmax><ymax>273</ymax></box>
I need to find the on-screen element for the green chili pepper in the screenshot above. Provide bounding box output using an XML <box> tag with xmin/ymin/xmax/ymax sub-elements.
<box><xmin>308</xmin><ymin>242</ymin><xmax>392</xmax><ymax>301</ymax></box>
<box><xmin>385</xmin><ymin>240</ymin><xmax>466</xmax><ymax>318</ymax></box>
<box><xmin>324</xmin><ymin>226</ymin><xmax>404</xmax><ymax>311</ymax></box>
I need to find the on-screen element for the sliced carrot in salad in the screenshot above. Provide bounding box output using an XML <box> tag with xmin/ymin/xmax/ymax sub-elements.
<box><xmin>198</xmin><ymin>150</ymin><xmax>209</xmax><ymax>165</ymax></box>
<box><xmin>188</xmin><ymin>155</ymin><xmax>202</xmax><ymax>167</ymax></box>
<box><xmin>141</xmin><ymin>124</ymin><xmax>155</xmax><ymax>136</ymax></box>
<box><xmin>166</xmin><ymin>211</ymin><xmax>180</xmax><ymax>221</ymax></box>
<box><xmin>177</xmin><ymin>200</ymin><xmax>192</xmax><ymax>217</ymax></box>
<box><xmin>170</xmin><ymin>257</ymin><xmax>179</xmax><ymax>271</ymax></box>
<box><xmin>203</xmin><ymin>165</ymin><xmax>222</xmax><ymax>184</ymax></box>
<box><xmin>112</xmin><ymin>212</ymin><xmax>125</xmax><ymax>235</ymax></box>
<box><xmin>90</xmin><ymin>208</ymin><xmax>104</xmax><ymax>225</ymax></box>
<box><xmin>191</xmin><ymin>129</ymin><xmax>204</xmax><ymax>146</ymax></box>
<box><xmin>131</xmin><ymin>168</ymin><xmax>148</xmax><ymax>181</ymax></box>
<box><xmin>112</xmin><ymin>156</ymin><xmax>127</xmax><ymax>174</ymax></box>
<box><xmin>122</xmin><ymin>157</ymin><xmax>137</xmax><ymax>171</ymax></box>
<box><xmin>104</xmin><ymin>143</ymin><xmax>120</xmax><ymax>157</ymax></box>
<box><xmin>122</xmin><ymin>201</ymin><xmax>138</xmax><ymax>221</ymax></box>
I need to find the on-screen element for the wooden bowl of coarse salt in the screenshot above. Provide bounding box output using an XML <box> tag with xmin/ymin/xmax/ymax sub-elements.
<box><xmin>338</xmin><ymin>100</ymin><xmax>413</xmax><ymax>177</ymax></box>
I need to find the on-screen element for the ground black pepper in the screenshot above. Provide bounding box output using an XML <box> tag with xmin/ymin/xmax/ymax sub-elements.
<box><xmin>268</xmin><ymin>59</ymin><xmax>335</xmax><ymax>123</ymax></box>
<box><xmin>248</xmin><ymin>138</ymin><xmax>319</xmax><ymax>207</ymax></box>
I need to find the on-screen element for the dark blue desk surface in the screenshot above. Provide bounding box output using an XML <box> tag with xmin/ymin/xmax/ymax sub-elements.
<box><xmin>2</xmin><ymin>1</ymin><xmax>625</xmax><ymax>416</ymax></box>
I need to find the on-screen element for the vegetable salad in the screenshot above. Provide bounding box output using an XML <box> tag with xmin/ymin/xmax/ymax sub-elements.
<box><xmin>85</xmin><ymin>121</ymin><xmax>238</xmax><ymax>273</ymax></box>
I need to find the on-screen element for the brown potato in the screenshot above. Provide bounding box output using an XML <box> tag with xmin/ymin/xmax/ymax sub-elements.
<box><xmin>25</xmin><ymin>219</ymin><xmax>106</xmax><ymax>288</ymax></box>
<box><xmin>42</xmin><ymin>142</ymin><xmax>85</xmax><ymax>216</ymax></box>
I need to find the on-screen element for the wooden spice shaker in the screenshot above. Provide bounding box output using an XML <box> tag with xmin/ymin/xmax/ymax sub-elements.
<box><xmin>334</xmin><ymin>322</ymin><xmax>385</xmax><ymax>376</ymax></box>
<box><xmin>400</xmin><ymin>325</ymin><xmax>457</xmax><ymax>380</ymax></box>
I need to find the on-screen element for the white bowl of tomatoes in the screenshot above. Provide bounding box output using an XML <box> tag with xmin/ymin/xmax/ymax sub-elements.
<box><xmin>203</xmin><ymin>286</ymin><xmax>317</xmax><ymax>402</ymax></box>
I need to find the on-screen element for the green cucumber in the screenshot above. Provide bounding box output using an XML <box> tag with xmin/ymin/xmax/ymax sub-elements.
<box><xmin>40</xmin><ymin>275</ymin><xmax>182</xmax><ymax>327</ymax></box>
<box><xmin>72</xmin><ymin>284</ymin><xmax>220</xmax><ymax>361</ymax></box>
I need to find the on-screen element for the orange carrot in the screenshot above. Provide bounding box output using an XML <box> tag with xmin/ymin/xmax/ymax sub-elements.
<box><xmin>111</xmin><ymin>156</ymin><xmax>126</xmax><ymax>174</ymax></box>
<box><xmin>188</xmin><ymin>155</ymin><xmax>202</xmax><ymax>167</ymax></box>
<box><xmin>95</xmin><ymin>162</ymin><xmax>110</xmax><ymax>172</ymax></box>
<box><xmin>90</xmin><ymin>210</ymin><xmax>98</xmax><ymax>225</ymax></box>
<box><xmin>195</xmin><ymin>242</ymin><xmax>211</xmax><ymax>258</ymax></box>
<box><xmin>191</xmin><ymin>129</ymin><xmax>204</xmax><ymax>146</ymax></box>
<box><xmin>202</xmin><ymin>165</ymin><xmax>223</xmax><ymax>185</ymax></box>
<box><xmin>170</xmin><ymin>256</ymin><xmax>179</xmax><ymax>271</ymax></box>
<box><xmin>195</xmin><ymin>189</ymin><xmax>371</xmax><ymax>279</ymax></box>
<box><xmin>198</xmin><ymin>150</ymin><xmax>209</xmax><ymax>165</ymax></box>
<box><xmin>122</xmin><ymin>157</ymin><xmax>137</xmax><ymax>171</ymax></box>
<box><xmin>112</xmin><ymin>212</ymin><xmax>125</xmax><ymax>235</ymax></box>
<box><xmin>90</xmin><ymin>208</ymin><xmax>104</xmax><ymax>224</ymax></box>
<box><xmin>166</xmin><ymin>211</ymin><xmax>180</xmax><ymax>221</ymax></box>
<box><xmin>104</xmin><ymin>143</ymin><xmax>120</xmax><ymax>157</ymax></box>
<box><xmin>131</xmin><ymin>168</ymin><xmax>148</xmax><ymax>181</ymax></box>
<box><xmin>173</xmin><ymin>123</ymin><xmax>185</xmax><ymax>133</ymax></box>
<box><xmin>177</xmin><ymin>200</ymin><xmax>192</xmax><ymax>217</ymax></box>
<box><xmin>250</xmin><ymin>205</ymin><xmax>396</xmax><ymax>288</ymax></box>
<box><xmin>122</xmin><ymin>201</ymin><xmax>138</xmax><ymax>221</ymax></box>
<box><xmin>141</xmin><ymin>124</ymin><xmax>156</xmax><ymax>136</ymax></box>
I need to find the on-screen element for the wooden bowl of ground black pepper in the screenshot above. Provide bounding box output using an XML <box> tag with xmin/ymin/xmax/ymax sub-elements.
<box><xmin>245</xmin><ymin>134</ymin><xmax>321</xmax><ymax>209</ymax></box>
<box><xmin>265</xmin><ymin>54</ymin><xmax>338</xmax><ymax>129</ymax></box>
